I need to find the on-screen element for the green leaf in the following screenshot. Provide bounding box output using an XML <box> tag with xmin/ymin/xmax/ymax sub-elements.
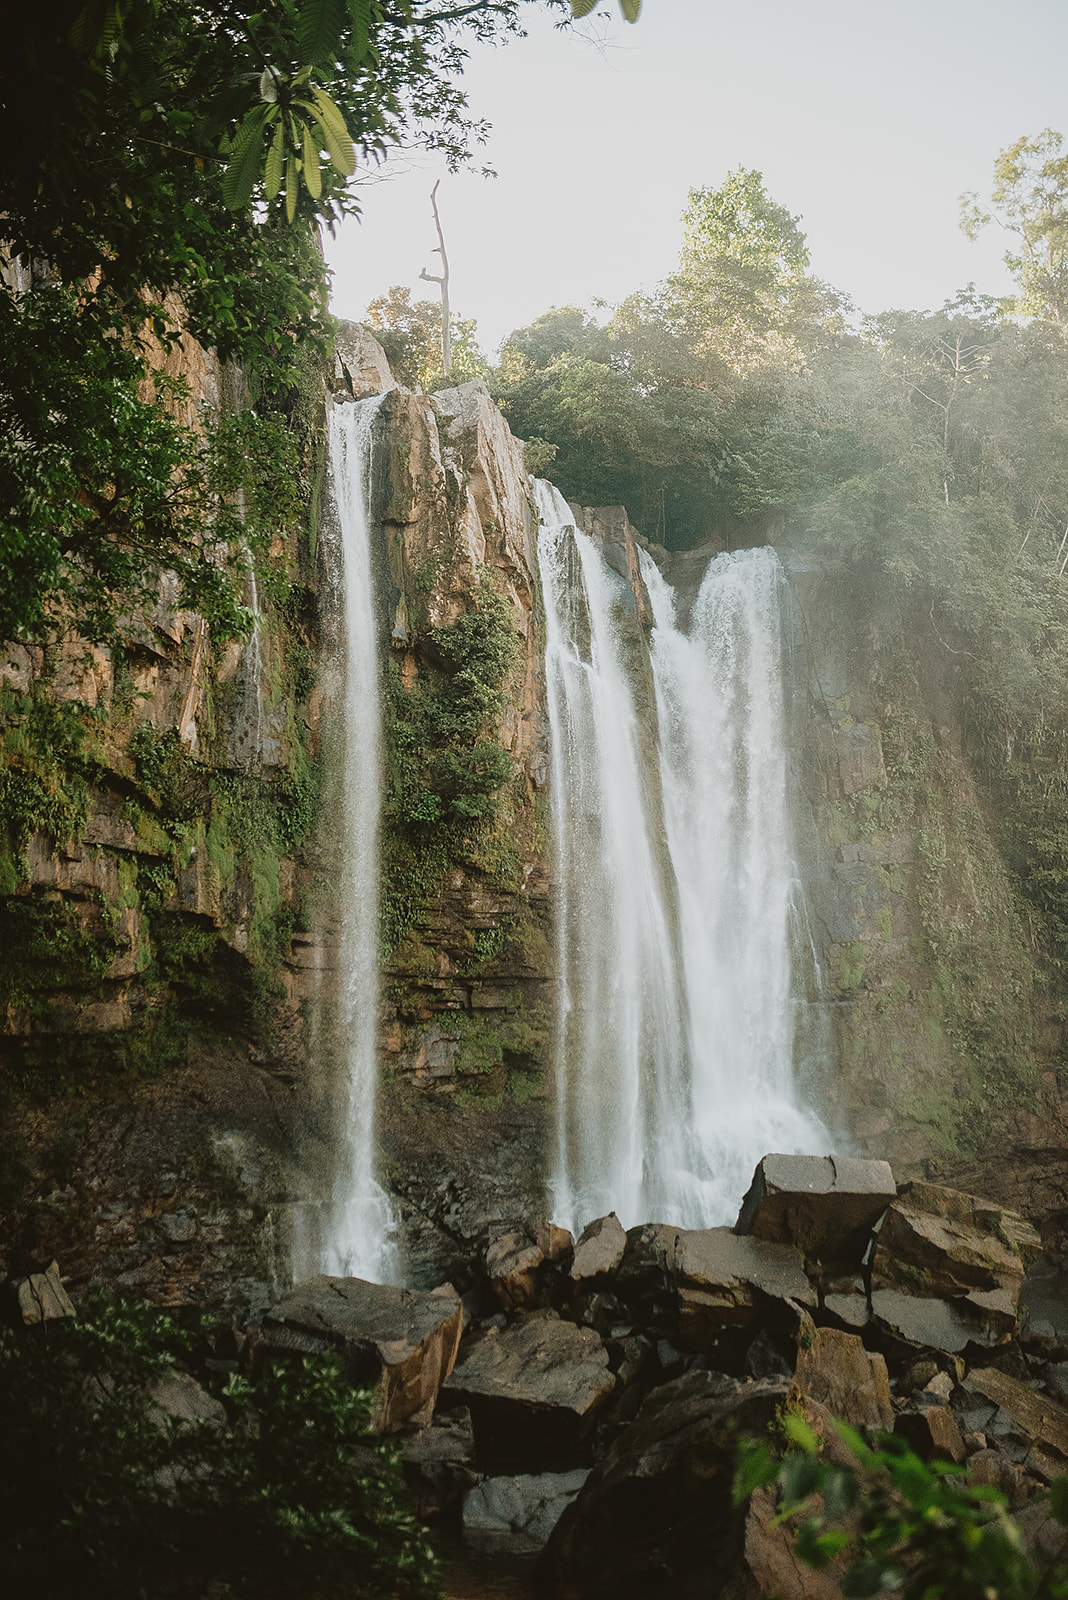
<box><xmin>349</xmin><ymin>0</ymin><xmax>372</xmax><ymax>63</ymax></box>
<box><xmin>732</xmin><ymin>1441</ymin><xmax>779</xmax><ymax>1507</ymax></box>
<box><xmin>781</xmin><ymin>1411</ymin><xmax>819</xmax><ymax>1453</ymax></box>
<box><xmin>286</xmin><ymin>151</ymin><xmax>299</xmax><ymax>223</ymax></box>
<box><xmin>259</xmin><ymin>68</ymin><xmax>278</xmax><ymax>103</ymax></box>
<box><xmin>779</xmin><ymin>1450</ymin><xmax>821</xmax><ymax>1509</ymax></box>
<box><xmin>303</xmin><ymin>88</ymin><xmax>356</xmax><ymax>176</ymax></box>
<box><xmin>570</xmin><ymin>0</ymin><xmax>597</xmax><ymax>16</ymax></box>
<box><xmin>620</xmin><ymin>0</ymin><xmax>642</xmax><ymax>19</ymax></box>
<box><xmin>297</xmin><ymin>0</ymin><xmax>347</xmax><ymax>68</ymax></box>
<box><xmin>265</xmin><ymin>121</ymin><xmax>285</xmax><ymax>202</ymax></box>
<box><xmin>222</xmin><ymin>108</ymin><xmax>269</xmax><ymax>210</ymax></box>
<box><xmin>302</xmin><ymin>122</ymin><xmax>322</xmax><ymax>199</ymax></box>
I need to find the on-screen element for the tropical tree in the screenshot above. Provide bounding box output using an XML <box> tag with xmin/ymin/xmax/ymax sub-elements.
<box><xmin>961</xmin><ymin>129</ymin><xmax>1068</xmax><ymax>325</ymax></box>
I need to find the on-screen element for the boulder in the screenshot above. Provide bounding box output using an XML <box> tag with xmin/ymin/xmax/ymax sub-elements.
<box><xmin>872</xmin><ymin>1182</ymin><xmax>1039</xmax><ymax>1301</ymax></box>
<box><xmin>893</xmin><ymin>1403</ymin><xmax>966</xmax><ymax>1463</ymax></box>
<box><xmin>959</xmin><ymin>1367</ymin><xmax>1068</xmax><ymax>1480</ymax></box>
<box><xmin>870</xmin><ymin>1286</ymin><xmax>1017</xmax><ymax>1354</ymax></box>
<box><xmin>676</xmin><ymin>1228</ymin><xmax>815</xmax><ymax>1351</ymax></box>
<box><xmin>727</xmin><ymin>1484</ymin><xmax>847</xmax><ymax>1600</ymax></box>
<box><xmin>735</xmin><ymin>1154</ymin><xmax>896</xmax><ymax>1265</ymax></box>
<box><xmin>462</xmin><ymin>1469</ymin><xmax>590</xmax><ymax>1552</ymax></box>
<box><xmin>792</xmin><ymin>1325</ymin><xmax>893</xmax><ymax>1429</ymax></box>
<box><xmin>255</xmin><ymin>1275</ymin><xmax>463</xmax><ymax>1431</ymax></box>
<box><xmin>570</xmin><ymin>1213</ymin><xmax>627</xmax><ymax>1286</ymax></box>
<box><xmin>485</xmin><ymin>1221</ymin><xmax>572</xmax><ymax>1311</ymax></box>
<box><xmin>539</xmin><ymin>1372</ymin><xmax>789</xmax><ymax>1600</ymax></box>
<box><xmin>8</xmin><ymin>1260</ymin><xmax>75</xmax><ymax>1325</ymax></box>
<box><xmin>442</xmin><ymin>1314</ymin><xmax>615</xmax><ymax>1466</ymax></box>
<box><xmin>821</xmin><ymin>1274</ymin><xmax>870</xmax><ymax>1331</ymax></box>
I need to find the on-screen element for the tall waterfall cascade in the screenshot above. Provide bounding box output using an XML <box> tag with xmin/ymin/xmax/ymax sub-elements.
<box><xmin>319</xmin><ymin>397</ymin><xmax>397</xmax><ymax>1283</ymax></box>
<box><xmin>536</xmin><ymin>482</ymin><xmax>829</xmax><ymax>1236</ymax></box>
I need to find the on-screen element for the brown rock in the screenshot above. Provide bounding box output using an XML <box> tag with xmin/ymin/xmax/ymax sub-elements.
<box><xmin>442</xmin><ymin>1315</ymin><xmax>614</xmax><ymax>1467</ymax></box>
<box><xmin>793</xmin><ymin>1324</ymin><xmax>893</xmax><ymax>1429</ymax></box>
<box><xmin>9</xmin><ymin>1260</ymin><xmax>75</xmax><ymax>1325</ymax></box>
<box><xmin>676</xmin><ymin>1227</ymin><xmax>815</xmax><ymax>1350</ymax></box>
<box><xmin>872</xmin><ymin>1181</ymin><xmax>1038</xmax><ymax>1301</ymax></box>
<box><xmin>570</xmin><ymin>1212</ymin><xmax>627</xmax><ymax>1286</ymax></box>
<box><xmin>256</xmin><ymin>1275</ymin><xmax>463</xmax><ymax>1432</ymax></box>
<box><xmin>735</xmin><ymin>1153</ymin><xmax>895</xmax><ymax>1265</ymax></box>
<box><xmin>894</xmin><ymin>1403</ymin><xmax>966</xmax><ymax>1463</ymax></box>
<box><xmin>485</xmin><ymin>1220</ymin><xmax>572</xmax><ymax>1311</ymax></box>
<box><xmin>963</xmin><ymin>1367</ymin><xmax>1068</xmax><ymax>1478</ymax></box>
<box><xmin>539</xmin><ymin>1372</ymin><xmax>790</xmax><ymax>1600</ymax></box>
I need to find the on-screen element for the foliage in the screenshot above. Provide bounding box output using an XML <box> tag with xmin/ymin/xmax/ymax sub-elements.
<box><xmin>366</xmin><ymin>285</ymin><xmax>490</xmax><ymax>390</ymax></box>
<box><xmin>735</xmin><ymin>1411</ymin><xmax>1068</xmax><ymax>1600</ymax></box>
<box><xmin>0</xmin><ymin>1291</ymin><xmax>440</xmax><ymax>1597</ymax></box>
<box><xmin>0</xmin><ymin>2</ymin><xmax>548</xmax><ymax>641</ymax></box>
<box><xmin>962</xmin><ymin>129</ymin><xmax>1068</xmax><ymax>323</ymax></box>
<box><xmin>381</xmin><ymin>569</ymin><xmax>519</xmax><ymax>951</ymax></box>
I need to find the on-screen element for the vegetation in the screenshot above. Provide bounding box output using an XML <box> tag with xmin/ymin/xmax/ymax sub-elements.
<box><xmin>736</xmin><ymin>1410</ymin><xmax>1068</xmax><ymax>1600</ymax></box>
<box><xmin>380</xmin><ymin>569</ymin><xmax>521</xmax><ymax>953</ymax></box>
<box><xmin>0</xmin><ymin>1293</ymin><xmax>439</xmax><ymax>1598</ymax></box>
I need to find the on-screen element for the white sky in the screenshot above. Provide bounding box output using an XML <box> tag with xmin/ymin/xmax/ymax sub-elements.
<box><xmin>325</xmin><ymin>0</ymin><xmax>1068</xmax><ymax>355</ymax></box>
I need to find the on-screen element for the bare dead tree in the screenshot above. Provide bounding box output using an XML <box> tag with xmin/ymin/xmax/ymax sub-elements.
<box><xmin>419</xmin><ymin>180</ymin><xmax>451</xmax><ymax>375</ymax></box>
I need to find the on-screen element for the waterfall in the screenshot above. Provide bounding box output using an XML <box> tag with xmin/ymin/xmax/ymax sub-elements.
<box><xmin>537</xmin><ymin>485</ymin><xmax>828</xmax><ymax>1235</ymax></box>
<box><xmin>319</xmin><ymin>396</ymin><xmax>397</xmax><ymax>1283</ymax></box>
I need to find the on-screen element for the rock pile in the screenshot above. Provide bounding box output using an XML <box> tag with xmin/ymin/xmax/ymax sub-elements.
<box><xmin>355</xmin><ymin>1152</ymin><xmax>1067</xmax><ymax>1596</ymax></box>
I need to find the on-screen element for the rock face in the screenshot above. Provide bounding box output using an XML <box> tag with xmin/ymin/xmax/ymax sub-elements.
<box><xmin>872</xmin><ymin>1180</ymin><xmax>1040</xmax><ymax>1297</ymax></box>
<box><xmin>255</xmin><ymin>1275</ymin><xmax>463</xmax><ymax>1431</ymax></box>
<box><xmin>792</xmin><ymin>1324</ymin><xmax>893</xmax><ymax>1429</ymax></box>
<box><xmin>462</xmin><ymin>1469</ymin><xmax>589</xmax><ymax>1552</ymax></box>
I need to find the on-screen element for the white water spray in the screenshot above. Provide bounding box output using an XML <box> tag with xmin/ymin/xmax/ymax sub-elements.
<box><xmin>537</xmin><ymin>486</ymin><xmax>828</xmax><ymax>1234</ymax></box>
<box><xmin>320</xmin><ymin>397</ymin><xmax>397</xmax><ymax>1283</ymax></box>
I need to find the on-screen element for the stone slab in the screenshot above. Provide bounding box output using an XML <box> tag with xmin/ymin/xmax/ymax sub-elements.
<box><xmin>257</xmin><ymin>1275</ymin><xmax>463</xmax><ymax>1432</ymax></box>
<box><xmin>735</xmin><ymin>1153</ymin><xmax>896</xmax><ymax>1265</ymax></box>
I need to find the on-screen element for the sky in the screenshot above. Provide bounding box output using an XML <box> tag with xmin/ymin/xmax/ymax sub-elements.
<box><xmin>325</xmin><ymin>0</ymin><xmax>1068</xmax><ymax>356</ymax></box>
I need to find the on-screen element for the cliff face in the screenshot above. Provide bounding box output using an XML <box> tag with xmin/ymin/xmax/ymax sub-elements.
<box><xmin>325</xmin><ymin>374</ymin><xmax>556</xmax><ymax>1283</ymax></box>
<box><xmin>783</xmin><ymin>549</ymin><xmax>1068</xmax><ymax>1231</ymax></box>
<box><xmin>0</xmin><ymin>334</ymin><xmax>326</xmax><ymax>1314</ymax></box>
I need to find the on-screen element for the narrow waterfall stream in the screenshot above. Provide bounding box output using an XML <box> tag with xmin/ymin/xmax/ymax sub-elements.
<box><xmin>537</xmin><ymin>485</ymin><xmax>828</xmax><ymax>1235</ymax></box>
<box><xmin>320</xmin><ymin>397</ymin><xmax>397</xmax><ymax>1282</ymax></box>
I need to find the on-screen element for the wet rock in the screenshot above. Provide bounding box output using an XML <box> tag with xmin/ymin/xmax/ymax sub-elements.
<box><xmin>485</xmin><ymin>1220</ymin><xmax>572</xmax><ymax>1311</ymax></box>
<box><xmin>614</xmin><ymin>1224</ymin><xmax>683</xmax><ymax>1330</ymax></box>
<box><xmin>735</xmin><ymin>1153</ymin><xmax>896</xmax><ymax>1265</ymax></box>
<box><xmin>676</xmin><ymin>1227</ymin><xmax>815</xmax><ymax>1350</ymax></box>
<box><xmin>792</xmin><ymin>1325</ymin><xmax>893</xmax><ymax>1429</ymax></box>
<box><xmin>463</xmin><ymin>1469</ymin><xmax>590</xmax><ymax>1552</ymax></box>
<box><xmin>872</xmin><ymin>1181</ymin><xmax>1039</xmax><ymax>1301</ymax></box>
<box><xmin>570</xmin><ymin>1213</ymin><xmax>627</xmax><ymax>1286</ymax></box>
<box><xmin>255</xmin><ymin>1275</ymin><xmax>463</xmax><ymax>1432</ymax></box>
<box><xmin>442</xmin><ymin>1315</ymin><xmax>615</xmax><ymax>1467</ymax></box>
<box><xmin>870</xmin><ymin>1286</ymin><xmax>1017</xmax><ymax>1354</ymax></box>
<box><xmin>539</xmin><ymin>1371</ymin><xmax>789</xmax><ymax>1600</ymax></box>
<box><xmin>821</xmin><ymin>1274</ymin><xmax>870</xmax><ymax>1331</ymax></box>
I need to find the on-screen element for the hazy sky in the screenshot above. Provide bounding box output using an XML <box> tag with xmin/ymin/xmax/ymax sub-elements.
<box><xmin>325</xmin><ymin>0</ymin><xmax>1068</xmax><ymax>354</ymax></box>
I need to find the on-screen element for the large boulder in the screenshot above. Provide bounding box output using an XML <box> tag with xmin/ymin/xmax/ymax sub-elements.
<box><xmin>570</xmin><ymin>1213</ymin><xmax>627</xmax><ymax>1287</ymax></box>
<box><xmin>462</xmin><ymin>1469</ymin><xmax>590</xmax><ymax>1552</ymax></box>
<box><xmin>539</xmin><ymin>1371</ymin><xmax>789</xmax><ymax>1600</ymax></box>
<box><xmin>735</xmin><ymin>1154</ymin><xmax>895</xmax><ymax>1265</ymax></box>
<box><xmin>441</xmin><ymin>1313</ymin><xmax>615</xmax><ymax>1467</ymax></box>
<box><xmin>675</xmin><ymin>1228</ymin><xmax>815</xmax><ymax>1351</ymax></box>
<box><xmin>872</xmin><ymin>1182</ymin><xmax>1039</xmax><ymax>1300</ymax></box>
<box><xmin>6</xmin><ymin>1259</ymin><xmax>75</xmax><ymax>1326</ymax></box>
<box><xmin>254</xmin><ymin>1276</ymin><xmax>462</xmax><ymax>1431</ymax></box>
<box><xmin>485</xmin><ymin>1220</ymin><xmax>572</xmax><ymax>1311</ymax></box>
